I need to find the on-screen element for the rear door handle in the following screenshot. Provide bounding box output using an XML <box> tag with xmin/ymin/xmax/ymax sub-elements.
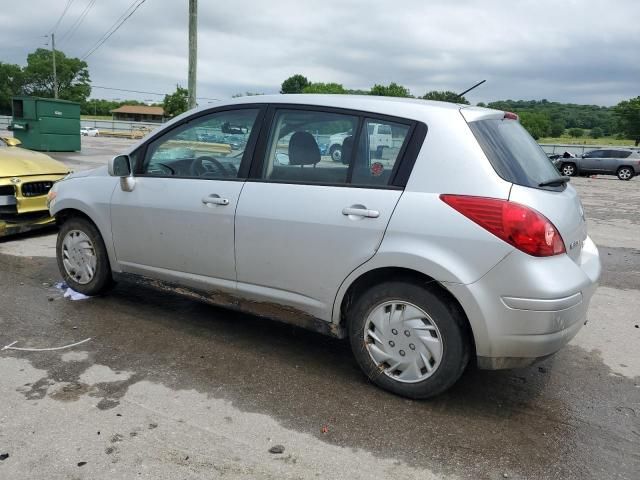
<box><xmin>202</xmin><ymin>194</ymin><xmax>229</xmax><ymax>206</ymax></box>
<box><xmin>342</xmin><ymin>207</ymin><xmax>380</xmax><ymax>218</ymax></box>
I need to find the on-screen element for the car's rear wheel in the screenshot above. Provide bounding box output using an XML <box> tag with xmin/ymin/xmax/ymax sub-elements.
<box><xmin>56</xmin><ymin>216</ymin><xmax>113</xmax><ymax>296</ymax></box>
<box><xmin>347</xmin><ymin>280</ymin><xmax>469</xmax><ymax>399</ymax></box>
<box><xmin>329</xmin><ymin>145</ymin><xmax>342</xmax><ymax>162</ymax></box>
<box><xmin>561</xmin><ymin>163</ymin><xmax>577</xmax><ymax>176</ymax></box>
<box><xmin>617</xmin><ymin>166</ymin><xmax>633</xmax><ymax>181</ymax></box>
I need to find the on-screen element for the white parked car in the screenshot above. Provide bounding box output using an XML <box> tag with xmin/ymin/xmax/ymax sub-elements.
<box><xmin>328</xmin><ymin>122</ymin><xmax>393</xmax><ymax>162</ymax></box>
<box><xmin>48</xmin><ymin>95</ymin><xmax>600</xmax><ymax>398</ymax></box>
<box><xmin>80</xmin><ymin>127</ymin><xmax>100</xmax><ymax>137</ymax></box>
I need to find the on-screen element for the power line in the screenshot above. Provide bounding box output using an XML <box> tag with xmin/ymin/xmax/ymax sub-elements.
<box><xmin>58</xmin><ymin>0</ymin><xmax>97</xmax><ymax>46</ymax></box>
<box><xmin>91</xmin><ymin>84</ymin><xmax>221</xmax><ymax>101</ymax></box>
<box><xmin>81</xmin><ymin>0</ymin><xmax>147</xmax><ymax>60</ymax></box>
<box><xmin>50</xmin><ymin>0</ymin><xmax>76</xmax><ymax>34</ymax></box>
<box><xmin>80</xmin><ymin>0</ymin><xmax>142</xmax><ymax>59</ymax></box>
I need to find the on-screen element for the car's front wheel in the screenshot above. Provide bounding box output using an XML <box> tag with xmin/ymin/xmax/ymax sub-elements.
<box><xmin>347</xmin><ymin>280</ymin><xmax>470</xmax><ymax>399</ymax></box>
<box><xmin>617</xmin><ymin>166</ymin><xmax>633</xmax><ymax>181</ymax></box>
<box><xmin>56</xmin><ymin>216</ymin><xmax>113</xmax><ymax>296</ymax></box>
<box><xmin>561</xmin><ymin>163</ymin><xmax>577</xmax><ymax>176</ymax></box>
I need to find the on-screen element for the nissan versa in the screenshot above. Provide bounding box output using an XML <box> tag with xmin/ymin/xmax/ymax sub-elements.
<box><xmin>48</xmin><ymin>95</ymin><xmax>601</xmax><ymax>398</ymax></box>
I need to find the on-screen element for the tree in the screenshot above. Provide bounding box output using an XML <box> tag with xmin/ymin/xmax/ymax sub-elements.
<box><xmin>590</xmin><ymin>127</ymin><xmax>603</xmax><ymax>139</ymax></box>
<box><xmin>519</xmin><ymin>112</ymin><xmax>550</xmax><ymax>140</ymax></box>
<box><xmin>163</xmin><ymin>85</ymin><xmax>189</xmax><ymax>117</ymax></box>
<box><xmin>568</xmin><ymin>128</ymin><xmax>584</xmax><ymax>138</ymax></box>
<box><xmin>614</xmin><ymin>96</ymin><xmax>640</xmax><ymax>146</ymax></box>
<box><xmin>476</xmin><ymin>102</ymin><xmax>486</xmax><ymax>107</ymax></box>
<box><xmin>422</xmin><ymin>90</ymin><xmax>469</xmax><ymax>104</ymax></box>
<box><xmin>302</xmin><ymin>82</ymin><xmax>346</xmax><ymax>94</ymax></box>
<box><xmin>0</xmin><ymin>62</ymin><xmax>23</xmax><ymax>115</ymax></box>
<box><xmin>21</xmin><ymin>48</ymin><xmax>90</xmax><ymax>103</ymax></box>
<box><xmin>549</xmin><ymin>120</ymin><xmax>565</xmax><ymax>137</ymax></box>
<box><xmin>370</xmin><ymin>82</ymin><xmax>411</xmax><ymax>98</ymax></box>
<box><xmin>280</xmin><ymin>74</ymin><xmax>309</xmax><ymax>94</ymax></box>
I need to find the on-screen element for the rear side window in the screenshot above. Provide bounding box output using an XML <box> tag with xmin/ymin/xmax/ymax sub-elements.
<box><xmin>469</xmin><ymin>119</ymin><xmax>561</xmax><ymax>190</ymax></box>
<box><xmin>261</xmin><ymin>109</ymin><xmax>358</xmax><ymax>185</ymax></box>
<box><xmin>615</xmin><ymin>150</ymin><xmax>632</xmax><ymax>159</ymax></box>
<box><xmin>351</xmin><ymin>119</ymin><xmax>410</xmax><ymax>186</ymax></box>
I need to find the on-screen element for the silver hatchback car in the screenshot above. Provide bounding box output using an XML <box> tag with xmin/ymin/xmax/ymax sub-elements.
<box><xmin>48</xmin><ymin>95</ymin><xmax>601</xmax><ymax>398</ymax></box>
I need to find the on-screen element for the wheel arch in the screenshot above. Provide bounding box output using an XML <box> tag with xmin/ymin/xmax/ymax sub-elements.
<box><xmin>53</xmin><ymin>204</ymin><xmax>119</xmax><ymax>272</ymax></box>
<box><xmin>334</xmin><ymin>266</ymin><xmax>477</xmax><ymax>361</ymax></box>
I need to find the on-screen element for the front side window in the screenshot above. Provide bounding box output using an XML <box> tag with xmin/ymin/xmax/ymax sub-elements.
<box><xmin>141</xmin><ymin>108</ymin><xmax>259</xmax><ymax>178</ymax></box>
<box><xmin>262</xmin><ymin>109</ymin><xmax>358</xmax><ymax>185</ymax></box>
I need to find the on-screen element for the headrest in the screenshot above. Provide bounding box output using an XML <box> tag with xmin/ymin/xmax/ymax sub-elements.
<box><xmin>288</xmin><ymin>131</ymin><xmax>320</xmax><ymax>166</ymax></box>
<box><xmin>341</xmin><ymin>136</ymin><xmax>354</xmax><ymax>165</ymax></box>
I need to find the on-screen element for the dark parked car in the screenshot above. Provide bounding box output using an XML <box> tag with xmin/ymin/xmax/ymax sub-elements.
<box><xmin>554</xmin><ymin>148</ymin><xmax>640</xmax><ymax>180</ymax></box>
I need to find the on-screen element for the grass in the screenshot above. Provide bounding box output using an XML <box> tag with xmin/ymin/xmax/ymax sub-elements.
<box><xmin>81</xmin><ymin>115</ymin><xmax>112</xmax><ymax>120</ymax></box>
<box><xmin>538</xmin><ymin>134</ymin><xmax>635</xmax><ymax>146</ymax></box>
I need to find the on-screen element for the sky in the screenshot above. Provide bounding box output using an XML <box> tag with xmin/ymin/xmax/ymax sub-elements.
<box><xmin>1</xmin><ymin>0</ymin><xmax>638</xmax><ymax>106</ymax></box>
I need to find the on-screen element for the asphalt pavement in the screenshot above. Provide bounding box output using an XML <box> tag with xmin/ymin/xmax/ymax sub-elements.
<box><xmin>0</xmin><ymin>135</ymin><xmax>638</xmax><ymax>479</ymax></box>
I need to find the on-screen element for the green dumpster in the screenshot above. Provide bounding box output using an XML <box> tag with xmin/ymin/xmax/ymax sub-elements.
<box><xmin>9</xmin><ymin>96</ymin><xmax>81</xmax><ymax>152</ymax></box>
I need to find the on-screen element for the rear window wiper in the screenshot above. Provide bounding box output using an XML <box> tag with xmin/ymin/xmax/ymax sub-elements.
<box><xmin>539</xmin><ymin>176</ymin><xmax>570</xmax><ymax>187</ymax></box>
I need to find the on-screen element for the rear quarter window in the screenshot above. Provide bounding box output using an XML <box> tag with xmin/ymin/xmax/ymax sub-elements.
<box><xmin>468</xmin><ymin>118</ymin><xmax>562</xmax><ymax>190</ymax></box>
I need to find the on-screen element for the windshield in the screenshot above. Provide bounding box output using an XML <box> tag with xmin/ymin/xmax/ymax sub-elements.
<box><xmin>469</xmin><ymin>118</ymin><xmax>562</xmax><ymax>190</ymax></box>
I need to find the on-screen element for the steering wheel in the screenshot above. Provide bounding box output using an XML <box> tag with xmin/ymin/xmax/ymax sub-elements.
<box><xmin>190</xmin><ymin>156</ymin><xmax>228</xmax><ymax>177</ymax></box>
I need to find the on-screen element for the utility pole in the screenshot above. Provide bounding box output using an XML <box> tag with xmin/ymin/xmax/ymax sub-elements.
<box><xmin>187</xmin><ymin>0</ymin><xmax>197</xmax><ymax>109</ymax></box>
<box><xmin>51</xmin><ymin>32</ymin><xmax>58</xmax><ymax>99</ymax></box>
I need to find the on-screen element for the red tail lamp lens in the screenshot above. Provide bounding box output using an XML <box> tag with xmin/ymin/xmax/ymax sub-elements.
<box><xmin>504</xmin><ymin>112</ymin><xmax>519</xmax><ymax>120</ymax></box>
<box><xmin>440</xmin><ymin>195</ymin><xmax>565</xmax><ymax>257</ymax></box>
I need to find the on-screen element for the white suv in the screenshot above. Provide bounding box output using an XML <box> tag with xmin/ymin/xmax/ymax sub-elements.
<box><xmin>328</xmin><ymin>122</ymin><xmax>393</xmax><ymax>162</ymax></box>
<box><xmin>48</xmin><ymin>95</ymin><xmax>601</xmax><ymax>398</ymax></box>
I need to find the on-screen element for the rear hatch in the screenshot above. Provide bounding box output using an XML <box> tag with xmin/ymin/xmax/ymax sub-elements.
<box><xmin>462</xmin><ymin>110</ymin><xmax>587</xmax><ymax>263</ymax></box>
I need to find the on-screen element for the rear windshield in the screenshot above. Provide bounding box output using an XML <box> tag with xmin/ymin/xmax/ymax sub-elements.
<box><xmin>469</xmin><ymin>118</ymin><xmax>561</xmax><ymax>190</ymax></box>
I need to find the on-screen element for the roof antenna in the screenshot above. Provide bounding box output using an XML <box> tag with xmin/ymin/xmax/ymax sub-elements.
<box><xmin>457</xmin><ymin>80</ymin><xmax>486</xmax><ymax>99</ymax></box>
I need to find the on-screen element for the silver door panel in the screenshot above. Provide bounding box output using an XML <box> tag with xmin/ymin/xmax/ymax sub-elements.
<box><xmin>235</xmin><ymin>182</ymin><xmax>402</xmax><ymax>321</ymax></box>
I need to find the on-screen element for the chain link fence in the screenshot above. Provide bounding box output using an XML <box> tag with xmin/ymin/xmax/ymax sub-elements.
<box><xmin>1</xmin><ymin>115</ymin><xmax>637</xmax><ymax>153</ymax></box>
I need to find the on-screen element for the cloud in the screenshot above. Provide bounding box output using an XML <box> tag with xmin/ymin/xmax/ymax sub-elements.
<box><xmin>1</xmin><ymin>0</ymin><xmax>638</xmax><ymax>105</ymax></box>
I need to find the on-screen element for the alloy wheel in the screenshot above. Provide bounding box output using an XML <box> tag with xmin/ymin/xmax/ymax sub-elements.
<box><xmin>562</xmin><ymin>164</ymin><xmax>575</xmax><ymax>176</ymax></box>
<box><xmin>618</xmin><ymin>168</ymin><xmax>632</xmax><ymax>180</ymax></box>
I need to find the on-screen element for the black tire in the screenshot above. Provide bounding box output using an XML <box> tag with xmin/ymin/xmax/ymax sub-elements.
<box><xmin>329</xmin><ymin>145</ymin><xmax>342</xmax><ymax>162</ymax></box>
<box><xmin>347</xmin><ymin>280</ymin><xmax>470</xmax><ymax>399</ymax></box>
<box><xmin>56</xmin><ymin>216</ymin><xmax>113</xmax><ymax>296</ymax></box>
<box><xmin>561</xmin><ymin>163</ymin><xmax>577</xmax><ymax>177</ymax></box>
<box><xmin>617</xmin><ymin>166</ymin><xmax>633</xmax><ymax>181</ymax></box>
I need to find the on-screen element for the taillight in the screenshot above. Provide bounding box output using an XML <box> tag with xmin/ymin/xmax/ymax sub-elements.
<box><xmin>504</xmin><ymin>112</ymin><xmax>519</xmax><ymax>120</ymax></box>
<box><xmin>440</xmin><ymin>195</ymin><xmax>565</xmax><ymax>257</ymax></box>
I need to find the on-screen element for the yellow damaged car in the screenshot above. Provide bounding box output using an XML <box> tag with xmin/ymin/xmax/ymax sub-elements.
<box><xmin>0</xmin><ymin>137</ymin><xmax>70</xmax><ymax>237</ymax></box>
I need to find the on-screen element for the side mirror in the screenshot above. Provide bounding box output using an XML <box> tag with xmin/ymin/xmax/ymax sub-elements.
<box><xmin>108</xmin><ymin>155</ymin><xmax>135</xmax><ymax>192</ymax></box>
<box><xmin>108</xmin><ymin>154</ymin><xmax>132</xmax><ymax>177</ymax></box>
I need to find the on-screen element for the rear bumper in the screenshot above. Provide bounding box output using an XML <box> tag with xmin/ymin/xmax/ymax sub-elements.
<box><xmin>445</xmin><ymin>236</ymin><xmax>601</xmax><ymax>369</ymax></box>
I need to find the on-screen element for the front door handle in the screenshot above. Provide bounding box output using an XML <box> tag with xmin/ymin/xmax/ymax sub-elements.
<box><xmin>202</xmin><ymin>194</ymin><xmax>229</xmax><ymax>206</ymax></box>
<box><xmin>342</xmin><ymin>206</ymin><xmax>380</xmax><ymax>218</ymax></box>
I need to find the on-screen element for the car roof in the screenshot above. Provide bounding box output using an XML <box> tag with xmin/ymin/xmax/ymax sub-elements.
<box><xmin>192</xmin><ymin>94</ymin><xmax>498</xmax><ymax>123</ymax></box>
